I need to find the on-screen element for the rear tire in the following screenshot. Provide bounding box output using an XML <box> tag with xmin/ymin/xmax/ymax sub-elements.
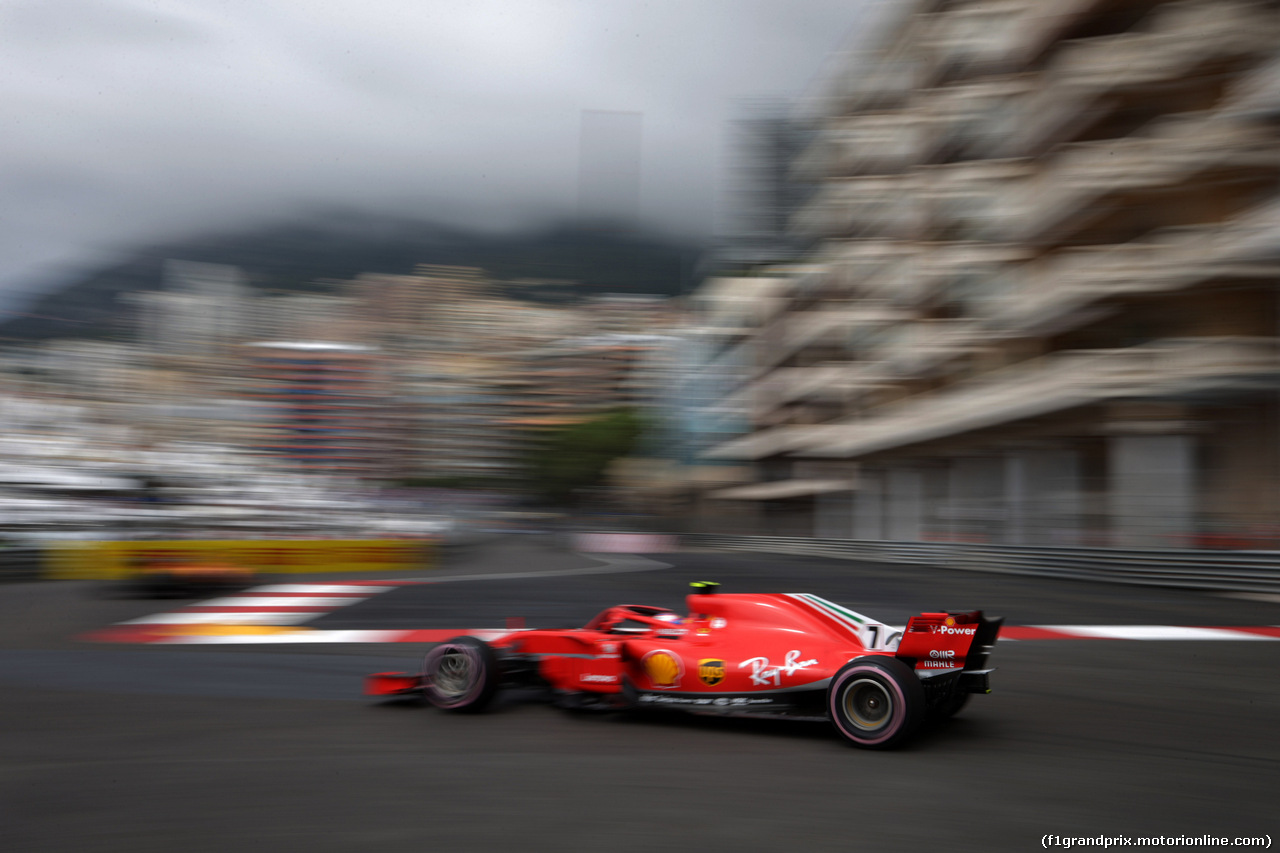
<box><xmin>422</xmin><ymin>637</ymin><xmax>500</xmax><ymax>712</ymax></box>
<box><xmin>827</xmin><ymin>657</ymin><xmax>924</xmax><ymax>749</ymax></box>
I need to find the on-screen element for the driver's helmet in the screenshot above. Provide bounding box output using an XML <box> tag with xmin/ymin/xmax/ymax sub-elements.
<box><xmin>653</xmin><ymin>612</ymin><xmax>683</xmax><ymax>625</ymax></box>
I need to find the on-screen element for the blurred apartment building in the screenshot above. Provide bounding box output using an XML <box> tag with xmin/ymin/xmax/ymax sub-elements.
<box><xmin>352</xmin><ymin>265</ymin><xmax>593</xmax><ymax>481</ymax></box>
<box><xmin>705</xmin><ymin>0</ymin><xmax>1280</xmax><ymax>547</ymax></box>
<box><xmin>619</xmin><ymin>273</ymin><xmax>797</xmax><ymax>517</ymax></box>
<box><xmin>242</xmin><ymin>342</ymin><xmax>401</xmax><ymax>478</ymax></box>
<box><xmin>110</xmin><ymin>257</ymin><xmax>683</xmax><ymax>483</ymax></box>
<box><xmin>508</xmin><ymin>334</ymin><xmax>672</xmax><ymax>424</ymax></box>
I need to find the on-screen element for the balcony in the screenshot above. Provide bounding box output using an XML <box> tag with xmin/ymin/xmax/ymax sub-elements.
<box><xmin>916</xmin><ymin>77</ymin><xmax>1029</xmax><ymax>165</ymax></box>
<box><xmin>709</xmin><ymin>477</ymin><xmax>856</xmax><ymax>501</ymax></box>
<box><xmin>824</xmin><ymin>239</ymin><xmax>915</xmax><ymax>294</ymax></box>
<box><xmin>919</xmin><ymin>1</ymin><xmax>1033</xmax><ymax>86</ymax></box>
<box><xmin>917</xmin><ymin>243</ymin><xmax>1030</xmax><ymax>299</ymax></box>
<box><xmin>872</xmin><ymin>319</ymin><xmax>984</xmax><ymax>378</ymax></box>
<box><xmin>754</xmin><ymin>307</ymin><xmax>899</xmax><ymax>374</ymax></box>
<box><xmin>749</xmin><ymin>363</ymin><xmax>892</xmax><ymax>417</ymax></box>
<box><xmin>1019</xmin><ymin>0</ymin><xmax>1279</xmax><ymax>154</ymax></box>
<box><xmin>826</xmin><ymin>114</ymin><xmax>921</xmax><ymax>176</ymax></box>
<box><xmin>790</xmin><ymin>177</ymin><xmax>912</xmax><ymax>239</ymax></box>
<box><xmin>1010</xmin><ymin>112</ymin><xmax>1280</xmax><ymax>242</ymax></box>
<box><xmin>836</xmin><ymin>51</ymin><xmax>918</xmax><ymax>116</ymax></box>
<box><xmin>802</xmin><ymin>337</ymin><xmax>1280</xmax><ymax>459</ymax></box>
<box><xmin>918</xmin><ymin>160</ymin><xmax>1030</xmax><ymax>241</ymax></box>
<box><xmin>707</xmin><ymin>337</ymin><xmax>1280</xmax><ymax>461</ymax></box>
<box><xmin>1224</xmin><ymin>55</ymin><xmax>1280</xmax><ymax>121</ymax></box>
<box><xmin>1010</xmin><ymin>0</ymin><xmax>1124</xmax><ymax>65</ymax></box>
<box><xmin>992</xmin><ymin>198</ymin><xmax>1280</xmax><ymax>332</ymax></box>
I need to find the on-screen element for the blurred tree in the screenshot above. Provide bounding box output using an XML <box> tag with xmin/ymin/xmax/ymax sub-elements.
<box><xmin>524</xmin><ymin>408</ymin><xmax>646</xmax><ymax>507</ymax></box>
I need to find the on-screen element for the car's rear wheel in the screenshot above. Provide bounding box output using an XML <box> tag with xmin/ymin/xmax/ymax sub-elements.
<box><xmin>827</xmin><ymin>657</ymin><xmax>924</xmax><ymax>749</ymax></box>
<box><xmin>422</xmin><ymin>637</ymin><xmax>500</xmax><ymax>712</ymax></box>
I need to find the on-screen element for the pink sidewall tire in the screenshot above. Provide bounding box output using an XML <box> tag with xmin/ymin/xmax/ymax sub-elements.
<box><xmin>422</xmin><ymin>636</ymin><xmax>501</xmax><ymax>713</ymax></box>
<box><xmin>827</xmin><ymin>656</ymin><xmax>925</xmax><ymax>749</ymax></box>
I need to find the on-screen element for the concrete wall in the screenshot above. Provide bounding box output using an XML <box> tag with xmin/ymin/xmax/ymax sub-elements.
<box><xmin>1108</xmin><ymin>435</ymin><xmax>1196</xmax><ymax>548</ymax></box>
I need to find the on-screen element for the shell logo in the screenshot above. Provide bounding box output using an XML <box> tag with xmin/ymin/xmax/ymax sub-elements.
<box><xmin>944</xmin><ymin>616</ymin><xmax>956</xmax><ymax>627</ymax></box>
<box><xmin>642</xmin><ymin>650</ymin><xmax>683</xmax><ymax>689</ymax></box>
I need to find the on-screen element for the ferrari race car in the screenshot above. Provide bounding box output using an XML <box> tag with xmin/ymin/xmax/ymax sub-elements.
<box><xmin>367</xmin><ymin>582</ymin><xmax>1003</xmax><ymax>749</ymax></box>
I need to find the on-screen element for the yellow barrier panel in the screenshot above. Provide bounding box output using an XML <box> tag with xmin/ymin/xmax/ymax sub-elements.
<box><xmin>44</xmin><ymin>540</ymin><xmax>433</xmax><ymax>580</ymax></box>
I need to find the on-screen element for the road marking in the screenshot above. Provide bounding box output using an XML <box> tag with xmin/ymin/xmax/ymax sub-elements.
<box><xmin>87</xmin><ymin>581</ymin><xmax>401</xmax><ymax>641</ymax></box>
<box><xmin>190</xmin><ymin>596</ymin><xmax>367</xmax><ymax>608</ymax></box>
<box><xmin>248</xmin><ymin>583</ymin><xmax>407</xmax><ymax>594</ymax></box>
<box><xmin>85</xmin><ymin>555</ymin><xmax>673</xmax><ymax>644</ymax></box>
<box><xmin>122</xmin><ymin>611</ymin><xmax>322</xmax><ymax>626</ymax></box>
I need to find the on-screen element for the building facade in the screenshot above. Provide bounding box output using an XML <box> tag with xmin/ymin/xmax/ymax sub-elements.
<box><xmin>706</xmin><ymin>0</ymin><xmax>1280</xmax><ymax>548</ymax></box>
<box><xmin>242</xmin><ymin>342</ymin><xmax>400</xmax><ymax>477</ymax></box>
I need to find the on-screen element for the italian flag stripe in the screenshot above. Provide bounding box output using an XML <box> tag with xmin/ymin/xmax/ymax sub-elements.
<box><xmin>796</xmin><ymin>593</ymin><xmax>867</xmax><ymax>626</ymax></box>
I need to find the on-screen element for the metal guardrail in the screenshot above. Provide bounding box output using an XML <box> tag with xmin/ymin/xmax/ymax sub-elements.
<box><xmin>0</xmin><ymin>547</ymin><xmax>45</xmax><ymax>583</ymax></box>
<box><xmin>682</xmin><ymin>534</ymin><xmax>1280</xmax><ymax>595</ymax></box>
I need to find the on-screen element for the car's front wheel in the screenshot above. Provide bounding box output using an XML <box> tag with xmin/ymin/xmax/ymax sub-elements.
<box><xmin>422</xmin><ymin>637</ymin><xmax>500</xmax><ymax>712</ymax></box>
<box><xmin>827</xmin><ymin>657</ymin><xmax>924</xmax><ymax>749</ymax></box>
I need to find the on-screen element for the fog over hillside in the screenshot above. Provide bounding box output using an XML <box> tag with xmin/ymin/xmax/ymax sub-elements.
<box><xmin>0</xmin><ymin>211</ymin><xmax>708</xmax><ymax>341</ymax></box>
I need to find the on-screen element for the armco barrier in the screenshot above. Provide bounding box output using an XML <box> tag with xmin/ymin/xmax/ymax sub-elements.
<box><xmin>43</xmin><ymin>540</ymin><xmax>434</xmax><ymax>581</ymax></box>
<box><xmin>0</xmin><ymin>547</ymin><xmax>45</xmax><ymax>583</ymax></box>
<box><xmin>681</xmin><ymin>534</ymin><xmax>1280</xmax><ymax>596</ymax></box>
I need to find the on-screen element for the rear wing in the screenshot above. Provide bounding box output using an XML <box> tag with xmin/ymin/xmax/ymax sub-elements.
<box><xmin>895</xmin><ymin>610</ymin><xmax>1003</xmax><ymax>693</ymax></box>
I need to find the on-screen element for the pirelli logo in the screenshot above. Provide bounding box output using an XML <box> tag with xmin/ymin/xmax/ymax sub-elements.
<box><xmin>697</xmin><ymin>658</ymin><xmax>726</xmax><ymax>687</ymax></box>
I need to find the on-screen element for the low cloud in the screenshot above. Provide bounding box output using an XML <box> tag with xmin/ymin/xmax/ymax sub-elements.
<box><xmin>0</xmin><ymin>0</ymin><xmax>873</xmax><ymax>297</ymax></box>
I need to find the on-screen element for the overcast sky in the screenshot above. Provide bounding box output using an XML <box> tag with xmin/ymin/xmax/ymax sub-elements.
<box><xmin>1</xmin><ymin>0</ymin><xmax>878</xmax><ymax>297</ymax></box>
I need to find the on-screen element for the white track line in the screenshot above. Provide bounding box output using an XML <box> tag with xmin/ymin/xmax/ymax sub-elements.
<box><xmin>160</xmin><ymin>630</ymin><xmax>408</xmax><ymax>645</ymax></box>
<box><xmin>123</xmin><ymin>611</ymin><xmax>321</xmax><ymax>626</ymax></box>
<box><xmin>248</xmin><ymin>584</ymin><xmax>400</xmax><ymax>595</ymax></box>
<box><xmin>191</xmin><ymin>595</ymin><xmax>367</xmax><ymax>609</ymax></box>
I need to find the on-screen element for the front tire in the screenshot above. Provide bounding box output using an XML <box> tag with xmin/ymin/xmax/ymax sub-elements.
<box><xmin>422</xmin><ymin>637</ymin><xmax>500</xmax><ymax>712</ymax></box>
<box><xmin>827</xmin><ymin>657</ymin><xmax>924</xmax><ymax>749</ymax></box>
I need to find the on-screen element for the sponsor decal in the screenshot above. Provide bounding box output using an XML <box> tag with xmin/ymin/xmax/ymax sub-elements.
<box><xmin>738</xmin><ymin>650</ymin><xmax>818</xmax><ymax>687</ymax></box>
<box><xmin>928</xmin><ymin>649</ymin><xmax>955</xmax><ymax>659</ymax></box>
<box><xmin>642</xmin><ymin>649</ymin><xmax>684</xmax><ymax>689</ymax></box>
<box><xmin>600</xmin><ymin>643</ymin><xmax>617</xmax><ymax>654</ymax></box>
<box><xmin>931</xmin><ymin>625</ymin><xmax>976</xmax><ymax>636</ymax></box>
<box><xmin>697</xmin><ymin>659</ymin><xmax>726</xmax><ymax>687</ymax></box>
<box><xmin>695</xmin><ymin>617</ymin><xmax>727</xmax><ymax>636</ymax></box>
<box><xmin>917</xmin><ymin>660</ymin><xmax>961</xmax><ymax>669</ymax></box>
<box><xmin>639</xmin><ymin>694</ymin><xmax>773</xmax><ymax>707</ymax></box>
<box><xmin>579</xmin><ymin>673</ymin><xmax>618</xmax><ymax>683</ymax></box>
<box><xmin>944</xmin><ymin>616</ymin><xmax>956</xmax><ymax>627</ymax></box>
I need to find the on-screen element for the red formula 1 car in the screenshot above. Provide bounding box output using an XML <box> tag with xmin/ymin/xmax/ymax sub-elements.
<box><xmin>367</xmin><ymin>582</ymin><xmax>1003</xmax><ymax>749</ymax></box>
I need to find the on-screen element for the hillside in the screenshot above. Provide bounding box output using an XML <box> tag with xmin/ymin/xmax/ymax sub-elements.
<box><xmin>0</xmin><ymin>213</ymin><xmax>707</xmax><ymax>341</ymax></box>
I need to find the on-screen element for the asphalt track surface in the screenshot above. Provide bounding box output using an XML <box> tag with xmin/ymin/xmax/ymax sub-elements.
<box><xmin>2</xmin><ymin>537</ymin><xmax>1278</xmax><ymax>852</ymax></box>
